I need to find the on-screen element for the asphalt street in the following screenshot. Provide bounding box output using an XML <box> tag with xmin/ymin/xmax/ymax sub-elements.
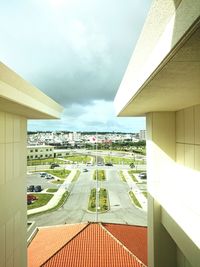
<box><xmin>29</xmin><ymin>168</ymin><xmax>147</xmax><ymax>227</ymax></box>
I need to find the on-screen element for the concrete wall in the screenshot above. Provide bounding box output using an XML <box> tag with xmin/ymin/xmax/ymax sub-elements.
<box><xmin>0</xmin><ymin>111</ymin><xmax>27</xmax><ymax>267</ymax></box>
<box><xmin>147</xmin><ymin>108</ymin><xmax>200</xmax><ymax>267</ymax></box>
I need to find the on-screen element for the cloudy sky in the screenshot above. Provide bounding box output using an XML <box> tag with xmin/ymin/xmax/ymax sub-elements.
<box><xmin>0</xmin><ymin>0</ymin><xmax>152</xmax><ymax>133</ymax></box>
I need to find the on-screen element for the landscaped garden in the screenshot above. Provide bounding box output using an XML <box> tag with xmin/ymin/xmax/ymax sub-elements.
<box><xmin>93</xmin><ymin>170</ymin><xmax>106</xmax><ymax>181</ymax></box>
<box><xmin>88</xmin><ymin>188</ymin><xmax>109</xmax><ymax>212</ymax></box>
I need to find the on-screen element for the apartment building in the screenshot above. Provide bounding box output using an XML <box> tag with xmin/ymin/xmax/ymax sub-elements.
<box><xmin>114</xmin><ymin>0</ymin><xmax>200</xmax><ymax>266</ymax></box>
<box><xmin>0</xmin><ymin>62</ymin><xmax>63</xmax><ymax>266</ymax></box>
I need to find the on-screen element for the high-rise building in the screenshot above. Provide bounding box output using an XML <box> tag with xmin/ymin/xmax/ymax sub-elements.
<box><xmin>114</xmin><ymin>1</ymin><xmax>200</xmax><ymax>266</ymax></box>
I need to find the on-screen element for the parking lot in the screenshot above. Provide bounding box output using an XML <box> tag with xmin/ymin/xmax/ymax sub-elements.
<box><xmin>27</xmin><ymin>172</ymin><xmax>59</xmax><ymax>192</ymax></box>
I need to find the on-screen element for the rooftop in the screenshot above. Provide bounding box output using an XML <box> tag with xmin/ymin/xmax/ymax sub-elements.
<box><xmin>28</xmin><ymin>222</ymin><xmax>147</xmax><ymax>267</ymax></box>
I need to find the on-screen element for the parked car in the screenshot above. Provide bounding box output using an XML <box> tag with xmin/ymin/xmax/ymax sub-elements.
<box><xmin>50</xmin><ymin>163</ymin><xmax>60</xmax><ymax>169</ymax></box>
<box><xmin>138</xmin><ymin>172</ymin><xmax>147</xmax><ymax>179</ymax></box>
<box><xmin>40</xmin><ymin>172</ymin><xmax>47</xmax><ymax>177</ymax></box>
<box><xmin>105</xmin><ymin>163</ymin><xmax>113</xmax><ymax>166</ymax></box>
<box><xmin>97</xmin><ymin>162</ymin><xmax>104</xmax><ymax>166</ymax></box>
<box><xmin>27</xmin><ymin>194</ymin><xmax>38</xmax><ymax>205</ymax></box>
<box><xmin>27</xmin><ymin>185</ymin><xmax>35</xmax><ymax>192</ymax></box>
<box><xmin>46</xmin><ymin>174</ymin><xmax>53</xmax><ymax>179</ymax></box>
<box><xmin>34</xmin><ymin>185</ymin><xmax>42</xmax><ymax>192</ymax></box>
<box><xmin>83</xmin><ymin>169</ymin><xmax>88</xmax><ymax>172</ymax></box>
<box><xmin>129</xmin><ymin>163</ymin><xmax>135</xmax><ymax>168</ymax></box>
<box><xmin>27</xmin><ymin>194</ymin><xmax>37</xmax><ymax>201</ymax></box>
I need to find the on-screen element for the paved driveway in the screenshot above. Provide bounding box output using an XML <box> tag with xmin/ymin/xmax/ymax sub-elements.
<box><xmin>29</xmin><ymin>168</ymin><xmax>147</xmax><ymax>227</ymax></box>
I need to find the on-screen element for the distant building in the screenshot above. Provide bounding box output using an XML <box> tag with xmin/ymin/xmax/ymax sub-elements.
<box><xmin>139</xmin><ymin>130</ymin><xmax>146</xmax><ymax>140</ymax></box>
<box><xmin>27</xmin><ymin>145</ymin><xmax>54</xmax><ymax>160</ymax></box>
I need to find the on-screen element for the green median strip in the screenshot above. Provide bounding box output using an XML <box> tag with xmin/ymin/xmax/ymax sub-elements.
<box><xmin>51</xmin><ymin>179</ymin><xmax>65</xmax><ymax>184</ymax></box>
<box><xmin>129</xmin><ymin>191</ymin><xmax>142</xmax><ymax>208</ymax></box>
<box><xmin>93</xmin><ymin>170</ymin><xmax>106</xmax><ymax>181</ymax></box>
<box><xmin>72</xmin><ymin>170</ymin><xmax>80</xmax><ymax>182</ymax></box>
<box><xmin>88</xmin><ymin>188</ymin><xmax>109</xmax><ymax>212</ymax></box>
<box><xmin>142</xmin><ymin>191</ymin><xmax>148</xmax><ymax>198</ymax></box>
<box><xmin>128</xmin><ymin>170</ymin><xmax>138</xmax><ymax>182</ymax></box>
<box><xmin>119</xmin><ymin>171</ymin><xmax>126</xmax><ymax>182</ymax></box>
<box><xmin>46</xmin><ymin>188</ymin><xmax>58</xmax><ymax>193</ymax></box>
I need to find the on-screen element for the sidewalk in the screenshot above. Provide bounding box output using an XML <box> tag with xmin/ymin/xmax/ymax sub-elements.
<box><xmin>123</xmin><ymin>170</ymin><xmax>147</xmax><ymax>211</ymax></box>
<box><xmin>27</xmin><ymin>169</ymin><xmax>78</xmax><ymax>215</ymax></box>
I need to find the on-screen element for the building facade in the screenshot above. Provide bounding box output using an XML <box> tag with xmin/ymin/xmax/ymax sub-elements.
<box><xmin>0</xmin><ymin>62</ymin><xmax>63</xmax><ymax>266</ymax></box>
<box><xmin>114</xmin><ymin>1</ymin><xmax>200</xmax><ymax>266</ymax></box>
<box><xmin>27</xmin><ymin>145</ymin><xmax>54</xmax><ymax>160</ymax></box>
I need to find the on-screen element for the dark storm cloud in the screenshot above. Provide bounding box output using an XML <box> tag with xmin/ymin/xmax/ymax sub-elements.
<box><xmin>0</xmin><ymin>0</ymin><xmax>151</xmax><ymax>131</ymax></box>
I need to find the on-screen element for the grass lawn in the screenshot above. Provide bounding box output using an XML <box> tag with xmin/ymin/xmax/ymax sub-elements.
<box><xmin>88</xmin><ymin>188</ymin><xmax>109</xmax><ymax>212</ymax></box>
<box><xmin>28</xmin><ymin>191</ymin><xmax>69</xmax><ymax>218</ymax></box>
<box><xmin>64</xmin><ymin>155</ymin><xmax>92</xmax><ymax>164</ymax></box>
<box><xmin>142</xmin><ymin>191</ymin><xmax>148</xmax><ymax>198</ymax></box>
<box><xmin>103</xmin><ymin>156</ymin><xmax>133</xmax><ymax>165</ymax></box>
<box><xmin>93</xmin><ymin>170</ymin><xmax>106</xmax><ymax>181</ymax></box>
<box><xmin>46</xmin><ymin>169</ymin><xmax>70</xmax><ymax>178</ymax></box>
<box><xmin>72</xmin><ymin>170</ymin><xmax>80</xmax><ymax>182</ymax></box>
<box><xmin>129</xmin><ymin>191</ymin><xmax>142</xmax><ymax>208</ymax></box>
<box><xmin>51</xmin><ymin>179</ymin><xmax>64</xmax><ymax>184</ymax></box>
<box><xmin>128</xmin><ymin>171</ymin><xmax>138</xmax><ymax>182</ymax></box>
<box><xmin>27</xmin><ymin>194</ymin><xmax>53</xmax><ymax>210</ymax></box>
<box><xmin>46</xmin><ymin>188</ymin><xmax>58</xmax><ymax>193</ymax></box>
<box><xmin>119</xmin><ymin>170</ymin><xmax>126</xmax><ymax>182</ymax></box>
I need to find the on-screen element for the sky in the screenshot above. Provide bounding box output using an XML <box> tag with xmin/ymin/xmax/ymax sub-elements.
<box><xmin>0</xmin><ymin>0</ymin><xmax>152</xmax><ymax>133</ymax></box>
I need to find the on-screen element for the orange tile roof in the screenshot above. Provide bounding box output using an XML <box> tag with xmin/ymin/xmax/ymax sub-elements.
<box><xmin>28</xmin><ymin>222</ymin><xmax>147</xmax><ymax>267</ymax></box>
<box><xmin>102</xmin><ymin>223</ymin><xmax>147</xmax><ymax>265</ymax></box>
<box><xmin>28</xmin><ymin>222</ymin><xmax>88</xmax><ymax>267</ymax></box>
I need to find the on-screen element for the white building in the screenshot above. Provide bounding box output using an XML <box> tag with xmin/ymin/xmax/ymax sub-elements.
<box><xmin>114</xmin><ymin>1</ymin><xmax>200</xmax><ymax>266</ymax></box>
<box><xmin>27</xmin><ymin>145</ymin><xmax>54</xmax><ymax>160</ymax></box>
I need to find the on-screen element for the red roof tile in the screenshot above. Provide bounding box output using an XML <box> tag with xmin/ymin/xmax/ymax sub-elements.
<box><xmin>40</xmin><ymin>223</ymin><xmax>146</xmax><ymax>267</ymax></box>
<box><xmin>102</xmin><ymin>223</ymin><xmax>147</xmax><ymax>265</ymax></box>
<box><xmin>28</xmin><ymin>223</ymin><xmax>88</xmax><ymax>267</ymax></box>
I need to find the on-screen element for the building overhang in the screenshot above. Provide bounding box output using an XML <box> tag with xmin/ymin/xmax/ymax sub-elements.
<box><xmin>0</xmin><ymin>62</ymin><xmax>63</xmax><ymax>119</ymax></box>
<box><xmin>114</xmin><ymin>14</ymin><xmax>200</xmax><ymax>117</ymax></box>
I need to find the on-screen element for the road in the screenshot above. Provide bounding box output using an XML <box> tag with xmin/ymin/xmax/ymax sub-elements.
<box><xmin>29</xmin><ymin>168</ymin><xmax>147</xmax><ymax>227</ymax></box>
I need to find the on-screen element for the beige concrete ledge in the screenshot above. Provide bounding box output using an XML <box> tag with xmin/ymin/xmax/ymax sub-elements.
<box><xmin>0</xmin><ymin>62</ymin><xmax>63</xmax><ymax>118</ymax></box>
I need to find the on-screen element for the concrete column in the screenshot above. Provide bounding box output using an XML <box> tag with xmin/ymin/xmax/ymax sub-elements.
<box><xmin>0</xmin><ymin>111</ymin><xmax>27</xmax><ymax>267</ymax></box>
<box><xmin>146</xmin><ymin>112</ymin><xmax>177</xmax><ymax>267</ymax></box>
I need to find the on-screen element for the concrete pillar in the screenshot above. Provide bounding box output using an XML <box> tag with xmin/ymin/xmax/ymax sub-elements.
<box><xmin>146</xmin><ymin>112</ymin><xmax>177</xmax><ymax>267</ymax></box>
<box><xmin>0</xmin><ymin>111</ymin><xmax>27</xmax><ymax>267</ymax></box>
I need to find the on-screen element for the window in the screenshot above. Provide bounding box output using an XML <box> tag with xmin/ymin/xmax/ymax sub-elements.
<box><xmin>46</xmin><ymin>149</ymin><xmax>49</xmax><ymax>151</ymax></box>
<box><xmin>35</xmin><ymin>149</ymin><xmax>38</xmax><ymax>152</ymax></box>
<box><xmin>30</xmin><ymin>150</ymin><xmax>33</xmax><ymax>152</ymax></box>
